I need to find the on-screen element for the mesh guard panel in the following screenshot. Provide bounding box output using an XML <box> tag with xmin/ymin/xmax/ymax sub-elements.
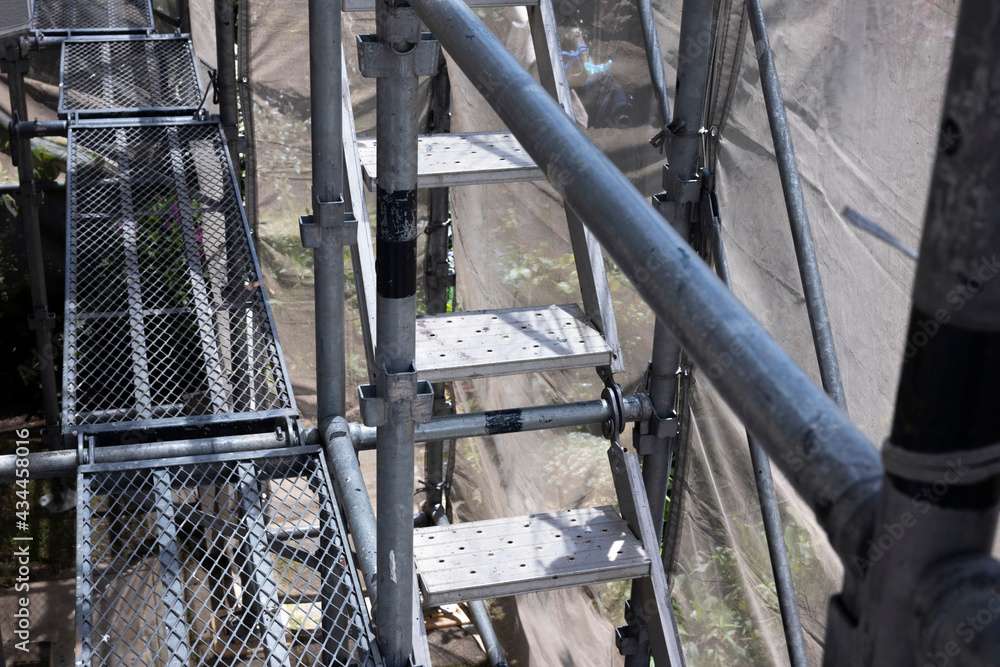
<box><xmin>60</xmin><ymin>37</ymin><xmax>201</xmax><ymax>116</ymax></box>
<box><xmin>31</xmin><ymin>0</ymin><xmax>153</xmax><ymax>33</ymax></box>
<box><xmin>76</xmin><ymin>446</ymin><xmax>381</xmax><ymax>666</ymax></box>
<box><xmin>64</xmin><ymin>122</ymin><xmax>293</xmax><ymax>431</ymax></box>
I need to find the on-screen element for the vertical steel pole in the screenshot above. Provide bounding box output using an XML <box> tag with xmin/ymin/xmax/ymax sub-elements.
<box><xmin>826</xmin><ymin>2</ymin><xmax>1000</xmax><ymax>662</ymax></box>
<box><xmin>710</xmin><ymin>208</ymin><xmax>809</xmax><ymax>667</ymax></box>
<box><xmin>374</xmin><ymin>3</ymin><xmax>421</xmax><ymax>663</ymax></box>
<box><xmin>423</xmin><ymin>58</ymin><xmax>452</xmax><ymax>512</ymax></box>
<box><xmin>626</xmin><ymin>3</ymin><xmax>714</xmax><ymax>665</ymax></box>
<box><xmin>309</xmin><ymin>2</ymin><xmax>347</xmax><ymax>661</ymax></box>
<box><xmin>309</xmin><ymin>0</ymin><xmax>346</xmax><ymax>423</ymax></box>
<box><xmin>214</xmin><ymin>0</ymin><xmax>239</xmax><ymax>165</ymax></box>
<box><xmin>745</xmin><ymin>0</ymin><xmax>846</xmax><ymax>409</ymax></box>
<box><xmin>179</xmin><ymin>0</ymin><xmax>192</xmax><ymax>34</ymax></box>
<box><xmin>2</xmin><ymin>41</ymin><xmax>60</xmax><ymax>445</ymax></box>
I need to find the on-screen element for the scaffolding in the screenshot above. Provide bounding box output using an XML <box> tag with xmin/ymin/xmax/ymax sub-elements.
<box><xmin>1</xmin><ymin>0</ymin><xmax>999</xmax><ymax>666</ymax></box>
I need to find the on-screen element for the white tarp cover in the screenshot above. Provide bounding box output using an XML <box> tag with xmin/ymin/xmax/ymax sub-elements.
<box><xmin>242</xmin><ymin>0</ymin><xmax>959</xmax><ymax>664</ymax></box>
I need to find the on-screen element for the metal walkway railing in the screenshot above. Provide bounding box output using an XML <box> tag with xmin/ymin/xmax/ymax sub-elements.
<box><xmin>34</xmin><ymin>2</ymin><xmax>385</xmax><ymax>663</ymax></box>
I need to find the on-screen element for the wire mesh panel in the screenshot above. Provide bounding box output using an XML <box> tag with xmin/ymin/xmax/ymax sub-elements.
<box><xmin>31</xmin><ymin>0</ymin><xmax>153</xmax><ymax>33</ymax></box>
<box><xmin>77</xmin><ymin>446</ymin><xmax>382</xmax><ymax>666</ymax></box>
<box><xmin>60</xmin><ymin>37</ymin><xmax>201</xmax><ymax>116</ymax></box>
<box><xmin>64</xmin><ymin>121</ymin><xmax>293</xmax><ymax>431</ymax></box>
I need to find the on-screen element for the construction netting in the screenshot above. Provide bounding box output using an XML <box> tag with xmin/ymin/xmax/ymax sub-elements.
<box><xmin>0</xmin><ymin>0</ymin><xmax>960</xmax><ymax>664</ymax></box>
<box><xmin>243</xmin><ymin>0</ymin><xmax>957</xmax><ymax>665</ymax></box>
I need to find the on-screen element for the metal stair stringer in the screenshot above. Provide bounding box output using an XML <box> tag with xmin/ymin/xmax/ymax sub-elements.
<box><xmin>608</xmin><ymin>440</ymin><xmax>687</xmax><ymax>666</ymax></box>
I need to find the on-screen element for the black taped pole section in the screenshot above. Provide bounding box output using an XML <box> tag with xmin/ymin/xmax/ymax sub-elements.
<box><xmin>374</xmin><ymin>2</ymin><xmax>421</xmax><ymax>664</ymax></box>
<box><xmin>824</xmin><ymin>2</ymin><xmax>1000</xmax><ymax>663</ymax></box>
<box><xmin>309</xmin><ymin>0</ymin><xmax>346</xmax><ymax>423</ymax></box>
<box><xmin>745</xmin><ymin>0</ymin><xmax>846</xmax><ymax>410</ymax></box>
<box><xmin>408</xmin><ymin>0</ymin><xmax>881</xmax><ymax>567</ymax></box>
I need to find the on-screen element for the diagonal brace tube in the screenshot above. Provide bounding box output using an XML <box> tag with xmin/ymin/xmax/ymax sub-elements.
<box><xmin>745</xmin><ymin>0</ymin><xmax>846</xmax><ymax>409</ymax></box>
<box><xmin>407</xmin><ymin>0</ymin><xmax>881</xmax><ymax>561</ymax></box>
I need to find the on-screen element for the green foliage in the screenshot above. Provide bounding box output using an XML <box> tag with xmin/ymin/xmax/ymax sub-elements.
<box><xmin>673</xmin><ymin>546</ymin><xmax>765</xmax><ymax>664</ymax></box>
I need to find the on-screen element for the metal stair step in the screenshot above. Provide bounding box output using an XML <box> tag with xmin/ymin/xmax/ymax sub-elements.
<box><xmin>59</xmin><ymin>35</ymin><xmax>202</xmax><ymax>117</ymax></box>
<box><xmin>31</xmin><ymin>0</ymin><xmax>155</xmax><ymax>34</ymax></box>
<box><xmin>414</xmin><ymin>506</ymin><xmax>650</xmax><ymax>606</ymax></box>
<box><xmin>415</xmin><ymin>303</ymin><xmax>612</xmax><ymax>383</ymax></box>
<box><xmin>356</xmin><ymin>131</ymin><xmax>543</xmax><ymax>190</ymax></box>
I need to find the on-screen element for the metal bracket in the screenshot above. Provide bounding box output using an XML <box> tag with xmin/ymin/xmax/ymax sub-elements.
<box><xmin>424</xmin><ymin>266</ymin><xmax>455</xmax><ymax>292</ymax></box>
<box><xmin>601</xmin><ymin>383</ymin><xmax>625</xmax><ymax>439</ymax></box>
<box><xmin>299</xmin><ymin>197</ymin><xmax>358</xmax><ymax>248</ymax></box>
<box><xmin>40</xmin><ymin>428</ymin><xmax>61</xmax><ymax>450</ymax></box>
<box><xmin>358</xmin><ymin>364</ymin><xmax>434</xmax><ymax>427</ymax></box>
<box><xmin>357</xmin><ymin>33</ymin><xmax>440</xmax><ymax>78</ymax></box>
<box><xmin>26</xmin><ymin>310</ymin><xmax>56</xmax><ymax>331</ymax></box>
<box><xmin>8</xmin><ymin>118</ymin><xmax>69</xmax><ymax>141</ymax></box>
<box><xmin>653</xmin><ymin>163</ymin><xmax>703</xmax><ymax>224</ymax></box>
<box><xmin>634</xmin><ymin>410</ymin><xmax>679</xmax><ymax>456</ymax></box>
<box><xmin>615</xmin><ymin>599</ymin><xmax>649</xmax><ymax>656</ymax></box>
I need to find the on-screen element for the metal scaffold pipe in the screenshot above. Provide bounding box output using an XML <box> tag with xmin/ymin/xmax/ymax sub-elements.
<box><xmin>309</xmin><ymin>0</ymin><xmax>346</xmax><ymax>423</ymax></box>
<box><xmin>710</xmin><ymin>212</ymin><xmax>808</xmax><ymax>667</ymax></box>
<box><xmin>214</xmin><ymin>0</ymin><xmax>239</xmax><ymax>164</ymax></box>
<box><xmin>629</xmin><ymin>1</ymin><xmax>714</xmax><ymax>663</ymax></box>
<box><xmin>322</xmin><ymin>418</ymin><xmax>379</xmax><ymax>603</ymax></box>
<box><xmin>350</xmin><ymin>394</ymin><xmax>653</xmax><ymax>449</ymax></box>
<box><xmin>825</xmin><ymin>2</ymin><xmax>1000</xmax><ymax>662</ymax></box>
<box><xmin>745</xmin><ymin>0</ymin><xmax>846</xmax><ymax>410</ymax></box>
<box><xmin>0</xmin><ymin>431</ymin><xmax>289</xmax><ymax>483</ymax></box>
<box><xmin>636</xmin><ymin>0</ymin><xmax>671</xmax><ymax>134</ymax></box>
<box><xmin>373</xmin><ymin>3</ymin><xmax>423</xmax><ymax>663</ymax></box>
<box><xmin>408</xmin><ymin>0</ymin><xmax>881</xmax><ymax>562</ymax></box>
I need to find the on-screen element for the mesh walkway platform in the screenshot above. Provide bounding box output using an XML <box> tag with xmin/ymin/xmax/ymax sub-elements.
<box><xmin>64</xmin><ymin>120</ymin><xmax>295</xmax><ymax>441</ymax></box>
<box><xmin>31</xmin><ymin>0</ymin><xmax>153</xmax><ymax>34</ymax></box>
<box><xmin>77</xmin><ymin>445</ymin><xmax>381</xmax><ymax>666</ymax></box>
<box><xmin>60</xmin><ymin>36</ymin><xmax>202</xmax><ymax>117</ymax></box>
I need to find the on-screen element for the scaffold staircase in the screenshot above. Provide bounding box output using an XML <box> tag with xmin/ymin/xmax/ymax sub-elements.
<box><xmin>35</xmin><ymin>1</ymin><xmax>383</xmax><ymax>664</ymax></box>
<box><xmin>340</xmin><ymin>1</ymin><xmax>684</xmax><ymax>664</ymax></box>
<box><xmin>343</xmin><ymin>0</ymin><xmax>624</xmax><ymax>383</ymax></box>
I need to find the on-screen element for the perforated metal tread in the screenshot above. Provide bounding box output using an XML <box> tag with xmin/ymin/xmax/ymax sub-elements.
<box><xmin>32</xmin><ymin>0</ymin><xmax>153</xmax><ymax>34</ymax></box>
<box><xmin>414</xmin><ymin>506</ymin><xmax>650</xmax><ymax>606</ymax></box>
<box><xmin>414</xmin><ymin>303</ymin><xmax>613</xmax><ymax>383</ymax></box>
<box><xmin>77</xmin><ymin>445</ymin><xmax>382</xmax><ymax>667</ymax></box>
<box><xmin>64</xmin><ymin>120</ymin><xmax>294</xmax><ymax>434</ymax></box>
<box><xmin>356</xmin><ymin>132</ymin><xmax>543</xmax><ymax>190</ymax></box>
<box><xmin>60</xmin><ymin>36</ymin><xmax>201</xmax><ymax>117</ymax></box>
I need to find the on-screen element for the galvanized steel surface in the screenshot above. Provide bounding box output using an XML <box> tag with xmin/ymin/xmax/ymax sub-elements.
<box><xmin>59</xmin><ymin>36</ymin><xmax>202</xmax><ymax>116</ymax></box>
<box><xmin>63</xmin><ymin>121</ymin><xmax>293</xmax><ymax>431</ymax></box>
<box><xmin>32</xmin><ymin>0</ymin><xmax>153</xmax><ymax>32</ymax></box>
<box><xmin>76</xmin><ymin>446</ymin><xmax>380</xmax><ymax>666</ymax></box>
